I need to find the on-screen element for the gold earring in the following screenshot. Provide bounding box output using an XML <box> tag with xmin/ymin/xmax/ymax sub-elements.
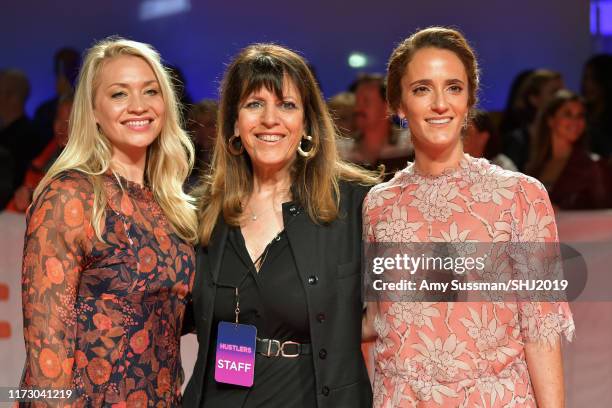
<box><xmin>297</xmin><ymin>134</ymin><xmax>314</xmax><ymax>158</ymax></box>
<box><xmin>228</xmin><ymin>134</ymin><xmax>244</xmax><ymax>155</ymax></box>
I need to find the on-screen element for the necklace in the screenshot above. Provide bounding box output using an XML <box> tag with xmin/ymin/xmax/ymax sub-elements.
<box><xmin>247</xmin><ymin>205</ymin><xmax>275</xmax><ymax>222</ymax></box>
<box><xmin>244</xmin><ymin>189</ymin><xmax>291</xmax><ymax>222</ymax></box>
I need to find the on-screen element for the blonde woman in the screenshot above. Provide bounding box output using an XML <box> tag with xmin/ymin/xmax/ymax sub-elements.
<box><xmin>20</xmin><ymin>38</ymin><xmax>197</xmax><ymax>406</ymax></box>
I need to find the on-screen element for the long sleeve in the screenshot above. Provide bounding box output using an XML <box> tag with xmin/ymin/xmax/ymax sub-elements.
<box><xmin>20</xmin><ymin>172</ymin><xmax>93</xmax><ymax>402</ymax></box>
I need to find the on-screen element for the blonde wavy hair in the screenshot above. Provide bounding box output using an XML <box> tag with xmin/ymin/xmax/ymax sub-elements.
<box><xmin>34</xmin><ymin>37</ymin><xmax>197</xmax><ymax>244</ymax></box>
<box><xmin>196</xmin><ymin>43</ymin><xmax>380</xmax><ymax>245</ymax></box>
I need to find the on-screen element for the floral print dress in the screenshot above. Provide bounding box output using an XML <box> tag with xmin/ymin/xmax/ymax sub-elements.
<box><xmin>364</xmin><ymin>154</ymin><xmax>575</xmax><ymax>407</ymax></box>
<box><xmin>20</xmin><ymin>170</ymin><xmax>195</xmax><ymax>407</ymax></box>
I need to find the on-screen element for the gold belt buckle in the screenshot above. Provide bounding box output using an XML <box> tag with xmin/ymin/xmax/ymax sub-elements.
<box><xmin>280</xmin><ymin>341</ymin><xmax>300</xmax><ymax>358</ymax></box>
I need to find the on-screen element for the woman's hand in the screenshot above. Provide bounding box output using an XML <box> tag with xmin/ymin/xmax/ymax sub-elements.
<box><xmin>362</xmin><ymin>301</ymin><xmax>378</xmax><ymax>341</ymax></box>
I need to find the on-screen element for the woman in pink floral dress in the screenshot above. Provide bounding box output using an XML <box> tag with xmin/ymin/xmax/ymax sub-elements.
<box><xmin>363</xmin><ymin>27</ymin><xmax>574</xmax><ymax>407</ymax></box>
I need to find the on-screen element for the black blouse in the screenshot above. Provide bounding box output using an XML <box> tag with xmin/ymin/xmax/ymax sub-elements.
<box><xmin>201</xmin><ymin>210</ymin><xmax>317</xmax><ymax>407</ymax></box>
<box><xmin>185</xmin><ymin>183</ymin><xmax>373</xmax><ymax>408</ymax></box>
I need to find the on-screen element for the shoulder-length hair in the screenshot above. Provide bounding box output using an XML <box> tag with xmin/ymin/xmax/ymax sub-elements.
<box><xmin>196</xmin><ymin>43</ymin><xmax>380</xmax><ymax>245</ymax></box>
<box><xmin>526</xmin><ymin>89</ymin><xmax>585</xmax><ymax>177</ymax></box>
<box><xmin>34</xmin><ymin>37</ymin><xmax>197</xmax><ymax>244</ymax></box>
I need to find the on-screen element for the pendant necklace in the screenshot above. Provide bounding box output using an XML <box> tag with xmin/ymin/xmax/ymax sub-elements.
<box><xmin>247</xmin><ymin>205</ymin><xmax>274</xmax><ymax>222</ymax></box>
<box><xmin>244</xmin><ymin>188</ymin><xmax>291</xmax><ymax>222</ymax></box>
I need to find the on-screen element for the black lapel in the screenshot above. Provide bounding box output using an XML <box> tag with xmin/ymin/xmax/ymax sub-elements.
<box><xmin>208</xmin><ymin>216</ymin><xmax>229</xmax><ymax>284</ymax></box>
<box><xmin>285</xmin><ymin>210</ymin><xmax>318</xmax><ymax>283</ymax></box>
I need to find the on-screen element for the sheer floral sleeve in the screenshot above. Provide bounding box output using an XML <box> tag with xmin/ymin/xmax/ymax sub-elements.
<box><xmin>511</xmin><ymin>177</ymin><xmax>575</xmax><ymax>346</ymax></box>
<box><xmin>20</xmin><ymin>171</ymin><xmax>93</xmax><ymax>400</ymax></box>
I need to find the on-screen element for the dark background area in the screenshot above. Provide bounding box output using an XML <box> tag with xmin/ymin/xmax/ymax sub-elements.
<box><xmin>1</xmin><ymin>0</ymin><xmax>594</xmax><ymax>114</ymax></box>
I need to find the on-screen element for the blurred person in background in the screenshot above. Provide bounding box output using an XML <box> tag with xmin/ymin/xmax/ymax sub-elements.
<box><xmin>0</xmin><ymin>69</ymin><xmax>38</xmax><ymax>209</ymax></box>
<box><xmin>33</xmin><ymin>47</ymin><xmax>80</xmax><ymax>151</ymax></box>
<box><xmin>5</xmin><ymin>93</ymin><xmax>73</xmax><ymax>212</ymax></box>
<box><xmin>0</xmin><ymin>146</ymin><xmax>13</xmax><ymax>206</ymax></box>
<box><xmin>526</xmin><ymin>89</ymin><xmax>609</xmax><ymax>210</ymax></box>
<box><xmin>350</xmin><ymin>74</ymin><xmax>393</xmax><ymax>164</ymax></box>
<box><xmin>464</xmin><ymin>109</ymin><xmax>517</xmax><ymax>171</ymax></box>
<box><xmin>328</xmin><ymin>91</ymin><xmax>356</xmax><ymax>138</ymax></box>
<box><xmin>581</xmin><ymin>54</ymin><xmax>612</xmax><ymax>159</ymax></box>
<box><xmin>328</xmin><ymin>91</ymin><xmax>357</xmax><ymax>158</ymax></box>
<box><xmin>502</xmin><ymin>69</ymin><xmax>563</xmax><ymax>171</ymax></box>
<box><xmin>347</xmin><ymin>73</ymin><xmax>412</xmax><ymax>176</ymax></box>
<box><xmin>185</xmin><ymin>98</ymin><xmax>218</xmax><ymax>189</ymax></box>
<box><xmin>498</xmin><ymin>69</ymin><xmax>534</xmax><ymax>135</ymax></box>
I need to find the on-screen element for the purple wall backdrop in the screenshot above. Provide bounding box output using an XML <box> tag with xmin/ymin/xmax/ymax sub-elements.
<box><xmin>1</xmin><ymin>0</ymin><xmax>590</xmax><ymax>115</ymax></box>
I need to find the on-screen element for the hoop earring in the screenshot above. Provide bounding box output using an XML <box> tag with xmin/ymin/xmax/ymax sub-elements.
<box><xmin>297</xmin><ymin>134</ymin><xmax>314</xmax><ymax>158</ymax></box>
<box><xmin>227</xmin><ymin>134</ymin><xmax>244</xmax><ymax>155</ymax></box>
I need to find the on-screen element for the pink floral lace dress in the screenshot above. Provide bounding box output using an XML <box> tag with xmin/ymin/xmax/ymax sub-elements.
<box><xmin>363</xmin><ymin>154</ymin><xmax>574</xmax><ymax>407</ymax></box>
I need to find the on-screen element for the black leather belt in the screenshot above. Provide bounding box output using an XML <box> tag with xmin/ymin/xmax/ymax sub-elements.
<box><xmin>256</xmin><ymin>338</ymin><xmax>312</xmax><ymax>358</ymax></box>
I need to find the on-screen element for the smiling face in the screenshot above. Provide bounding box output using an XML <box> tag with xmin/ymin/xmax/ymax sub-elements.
<box><xmin>93</xmin><ymin>54</ymin><xmax>165</xmax><ymax>162</ymax></box>
<box><xmin>235</xmin><ymin>76</ymin><xmax>304</xmax><ymax>176</ymax></box>
<box><xmin>398</xmin><ymin>47</ymin><xmax>469</xmax><ymax>154</ymax></box>
<box><xmin>549</xmin><ymin>100</ymin><xmax>585</xmax><ymax>145</ymax></box>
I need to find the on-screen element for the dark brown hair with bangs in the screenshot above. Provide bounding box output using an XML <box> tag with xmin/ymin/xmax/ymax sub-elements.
<box><xmin>195</xmin><ymin>43</ymin><xmax>380</xmax><ymax>245</ymax></box>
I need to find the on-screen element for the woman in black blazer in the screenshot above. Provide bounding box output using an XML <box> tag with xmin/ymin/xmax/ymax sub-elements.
<box><xmin>183</xmin><ymin>44</ymin><xmax>379</xmax><ymax>407</ymax></box>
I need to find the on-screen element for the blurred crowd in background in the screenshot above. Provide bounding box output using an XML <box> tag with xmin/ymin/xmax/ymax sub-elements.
<box><xmin>2</xmin><ymin>47</ymin><xmax>612</xmax><ymax>213</ymax></box>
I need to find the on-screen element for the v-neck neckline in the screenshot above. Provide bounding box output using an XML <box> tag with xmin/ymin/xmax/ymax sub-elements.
<box><xmin>230</xmin><ymin>227</ymin><xmax>284</xmax><ymax>275</ymax></box>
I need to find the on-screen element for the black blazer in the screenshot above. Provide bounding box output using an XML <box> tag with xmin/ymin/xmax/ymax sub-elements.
<box><xmin>183</xmin><ymin>182</ymin><xmax>373</xmax><ymax>408</ymax></box>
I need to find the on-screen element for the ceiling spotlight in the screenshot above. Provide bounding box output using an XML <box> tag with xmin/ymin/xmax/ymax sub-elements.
<box><xmin>348</xmin><ymin>52</ymin><xmax>368</xmax><ymax>68</ymax></box>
